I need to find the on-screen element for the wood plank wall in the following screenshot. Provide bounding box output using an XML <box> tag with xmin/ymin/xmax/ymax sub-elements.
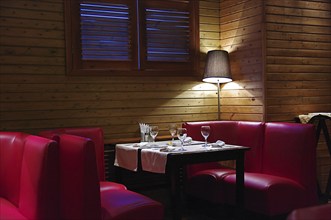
<box><xmin>265</xmin><ymin>0</ymin><xmax>331</xmax><ymax>196</ymax></box>
<box><xmin>0</xmin><ymin>0</ymin><xmax>222</xmax><ymax>143</ymax></box>
<box><xmin>219</xmin><ymin>0</ymin><xmax>264</xmax><ymax>122</ymax></box>
<box><xmin>1</xmin><ymin>0</ymin><xmax>330</xmax><ymax>192</ymax></box>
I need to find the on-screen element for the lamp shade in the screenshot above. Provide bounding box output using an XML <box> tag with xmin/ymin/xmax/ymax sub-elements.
<box><xmin>203</xmin><ymin>50</ymin><xmax>232</xmax><ymax>83</ymax></box>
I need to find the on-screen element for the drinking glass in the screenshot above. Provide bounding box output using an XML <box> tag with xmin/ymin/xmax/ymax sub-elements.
<box><xmin>150</xmin><ymin>126</ymin><xmax>159</xmax><ymax>145</ymax></box>
<box><xmin>169</xmin><ymin>124</ymin><xmax>177</xmax><ymax>144</ymax></box>
<box><xmin>201</xmin><ymin>126</ymin><xmax>211</xmax><ymax>147</ymax></box>
<box><xmin>177</xmin><ymin>128</ymin><xmax>187</xmax><ymax>151</ymax></box>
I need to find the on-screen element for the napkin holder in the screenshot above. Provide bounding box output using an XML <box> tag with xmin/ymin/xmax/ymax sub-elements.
<box><xmin>139</xmin><ymin>123</ymin><xmax>150</xmax><ymax>142</ymax></box>
<box><xmin>141</xmin><ymin>132</ymin><xmax>151</xmax><ymax>142</ymax></box>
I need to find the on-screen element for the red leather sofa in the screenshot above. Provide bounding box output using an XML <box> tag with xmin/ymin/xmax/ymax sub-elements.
<box><xmin>287</xmin><ymin>203</ymin><xmax>331</xmax><ymax>220</ymax></box>
<box><xmin>183</xmin><ymin>121</ymin><xmax>318</xmax><ymax>217</ymax></box>
<box><xmin>57</xmin><ymin>134</ymin><xmax>102</xmax><ymax>219</ymax></box>
<box><xmin>39</xmin><ymin>127</ymin><xmax>126</xmax><ymax>192</ymax></box>
<box><xmin>40</xmin><ymin>128</ymin><xmax>164</xmax><ymax>220</ymax></box>
<box><xmin>0</xmin><ymin>132</ymin><xmax>59</xmax><ymax>220</ymax></box>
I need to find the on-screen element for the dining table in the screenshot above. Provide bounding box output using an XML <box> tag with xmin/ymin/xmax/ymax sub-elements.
<box><xmin>114</xmin><ymin>140</ymin><xmax>250</xmax><ymax>220</ymax></box>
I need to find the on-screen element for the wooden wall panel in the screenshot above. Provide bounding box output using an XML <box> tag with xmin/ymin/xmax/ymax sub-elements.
<box><xmin>0</xmin><ymin>0</ymin><xmax>221</xmax><ymax>143</ymax></box>
<box><xmin>265</xmin><ymin>0</ymin><xmax>331</xmax><ymax>121</ymax></box>
<box><xmin>219</xmin><ymin>0</ymin><xmax>264</xmax><ymax>121</ymax></box>
<box><xmin>1</xmin><ymin>0</ymin><xmax>330</xmax><ymax>197</ymax></box>
<box><xmin>265</xmin><ymin>0</ymin><xmax>331</xmax><ymax>195</ymax></box>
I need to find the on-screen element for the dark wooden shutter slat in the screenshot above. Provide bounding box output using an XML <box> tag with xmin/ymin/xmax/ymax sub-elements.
<box><xmin>80</xmin><ymin>1</ymin><xmax>132</xmax><ymax>61</ymax></box>
<box><xmin>66</xmin><ymin>0</ymin><xmax>197</xmax><ymax>74</ymax></box>
<box><xmin>144</xmin><ymin>4</ymin><xmax>191</xmax><ymax>63</ymax></box>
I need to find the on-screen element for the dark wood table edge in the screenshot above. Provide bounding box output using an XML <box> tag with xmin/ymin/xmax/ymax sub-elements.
<box><xmin>114</xmin><ymin>143</ymin><xmax>250</xmax><ymax>220</ymax></box>
<box><xmin>165</xmin><ymin>147</ymin><xmax>250</xmax><ymax>220</ymax></box>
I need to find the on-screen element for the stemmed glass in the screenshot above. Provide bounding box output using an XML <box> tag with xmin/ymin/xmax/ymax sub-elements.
<box><xmin>169</xmin><ymin>124</ymin><xmax>177</xmax><ymax>145</ymax></box>
<box><xmin>177</xmin><ymin>128</ymin><xmax>187</xmax><ymax>151</ymax></box>
<box><xmin>201</xmin><ymin>126</ymin><xmax>211</xmax><ymax>147</ymax></box>
<box><xmin>150</xmin><ymin>126</ymin><xmax>159</xmax><ymax>146</ymax></box>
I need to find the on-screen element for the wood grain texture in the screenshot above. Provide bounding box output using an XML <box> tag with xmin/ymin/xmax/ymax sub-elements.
<box><xmin>0</xmin><ymin>0</ymin><xmax>220</xmax><ymax>142</ymax></box>
<box><xmin>220</xmin><ymin>0</ymin><xmax>264</xmax><ymax>121</ymax></box>
<box><xmin>265</xmin><ymin>0</ymin><xmax>331</xmax><ymax>192</ymax></box>
<box><xmin>0</xmin><ymin>0</ymin><xmax>330</xmax><ymax>191</ymax></box>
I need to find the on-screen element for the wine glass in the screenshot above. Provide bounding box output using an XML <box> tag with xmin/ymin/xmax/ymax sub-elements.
<box><xmin>201</xmin><ymin>126</ymin><xmax>211</xmax><ymax>147</ymax></box>
<box><xmin>149</xmin><ymin>126</ymin><xmax>159</xmax><ymax>146</ymax></box>
<box><xmin>177</xmin><ymin>128</ymin><xmax>187</xmax><ymax>151</ymax></box>
<box><xmin>169</xmin><ymin>124</ymin><xmax>177</xmax><ymax>144</ymax></box>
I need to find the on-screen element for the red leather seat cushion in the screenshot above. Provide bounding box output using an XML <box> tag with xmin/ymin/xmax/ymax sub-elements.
<box><xmin>101</xmin><ymin>189</ymin><xmax>164</xmax><ymax>220</ymax></box>
<box><xmin>223</xmin><ymin>173</ymin><xmax>309</xmax><ymax>216</ymax></box>
<box><xmin>0</xmin><ymin>198</ymin><xmax>28</xmax><ymax>220</ymax></box>
<box><xmin>186</xmin><ymin>168</ymin><xmax>235</xmax><ymax>203</ymax></box>
<box><xmin>100</xmin><ymin>181</ymin><xmax>127</xmax><ymax>192</ymax></box>
<box><xmin>287</xmin><ymin>203</ymin><xmax>331</xmax><ymax>220</ymax></box>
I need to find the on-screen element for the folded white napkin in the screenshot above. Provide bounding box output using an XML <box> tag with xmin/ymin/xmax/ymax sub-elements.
<box><xmin>133</xmin><ymin>142</ymin><xmax>148</xmax><ymax>148</ymax></box>
<box><xmin>211</xmin><ymin>140</ymin><xmax>225</xmax><ymax>148</ymax></box>
<box><xmin>184</xmin><ymin>137</ymin><xmax>192</xmax><ymax>143</ymax></box>
<box><xmin>159</xmin><ymin>146</ymin><xmax>177</xmax><ymax>152</ymax></box>
<box><xmin>171</xmin><ymin>137</ymin><xmax>192</xmax><ymax>146</ymax></box>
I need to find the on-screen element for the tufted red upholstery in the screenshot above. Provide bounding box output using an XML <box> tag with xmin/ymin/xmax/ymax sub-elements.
<box><xmin>0</xmin><ymin>132</ymin><xmax>59</xmax><ymax>220</ymax></box>
<box><xmin>286</xmin><ymin>203</ymin><xmax>331</xmax><ymax>220</ymax></box>
<box><xmin>39</xmin><ymin>127</ymin><xmax>127</xmax><ymax>191</ymax></box>
<box><xmin>183</xmin><ymin>121</ymin><xmax>318</xmax><ymax>216</ymax></box>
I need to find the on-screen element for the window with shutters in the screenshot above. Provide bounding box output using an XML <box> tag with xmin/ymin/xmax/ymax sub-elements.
<box><xmin>64</xmin><ymin>0</ymin><xmax>199</xmax><ymax>76</ymax></box>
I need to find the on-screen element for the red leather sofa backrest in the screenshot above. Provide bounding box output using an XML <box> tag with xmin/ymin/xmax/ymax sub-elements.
<box><xmin>39</xmin><ymin>127</ymin><xmax>105</xmax><ymax>181</ymax></box>
<box><xmin>184</xmin><ymin>121</ymin><xmax>238</xmax><ymax>143</ymax></box>
<box><xmin>263</xmin><ymin>122</ymin><xmax>317</xmax><ymax>205</ymax></box>
<box><xmin>236</xmin><ymin>121</ymin><xmax>264</xmax><ymax>172</ymax></box>
<box><xmin>184</xmin><ymin>121</ymin><xmax>264</xmax><ymax>177</ymax></box>
<box><xmin>0</xmin><ymin>132</ymin><xmax>26</xmax><ymax>206</ymax></box>
<box><xmin>0</xmin><ymin>132</ymin><xmax>59</xmax><ymax>220</ymax></box>
<box><xmin>57</xmin><ymin>134</ymin><xmax>102</xmax><ymax>220</ymax></box>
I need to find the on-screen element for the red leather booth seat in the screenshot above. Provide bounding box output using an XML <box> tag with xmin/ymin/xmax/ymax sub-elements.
<box><xmin>57</xmin><ymin>134</ymin><xmax>102</xmax><ymax>219</ymax></box>
<box><xmin>287</xmin><ymin>203</ymin><xmax>331</xmax><ymax>220</ymax></box>
<box><xmin>39</xmin><ymin>127</ymin><xmax>126</xmax><ymax>192</ymax></box>
<box><xmin>40</xmin><ymin>128</ymin><xmax>164</xmax><ymax>220</ymax></box>
<box><xmin>183</xmin><ymin>121</ymin><xmax>318</xmax><ymax>217</ymax></box>
<box><xmin>0</xmin><ymin>132</ymin><xmax>59</xmax><ymax>220</ymax></box>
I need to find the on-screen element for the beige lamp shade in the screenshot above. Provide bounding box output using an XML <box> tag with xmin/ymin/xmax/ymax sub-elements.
<box><xmin>203</xmin><ymin>50</ymin><xmax>232</xmax><ymax>83</ymax></box>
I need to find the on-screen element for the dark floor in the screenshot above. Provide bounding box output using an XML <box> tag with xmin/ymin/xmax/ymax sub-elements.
<box><xmin>136</xmin><ymin>186</ymin><xmax>288</xmax><ymax>220</ymax></box>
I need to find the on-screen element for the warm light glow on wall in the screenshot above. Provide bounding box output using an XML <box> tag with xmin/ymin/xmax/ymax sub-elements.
<box><xmin>221</xmin><ymin>47</ymin><xmax>235</xmax><ymax>54</ymax></box>
<box><xmin>192</xmin><ymin>83</ymin><xmax>217</xmax><ymax>91</ymax></box>
<box><xmin>222</xmin><ymin>81</ymin><xmax>242</xmax><ymax>90</ymax></box>
<box><xmin>200</xmin><ymin>47</ymin><xmax>222</xmax><ymax>54</ymax></box>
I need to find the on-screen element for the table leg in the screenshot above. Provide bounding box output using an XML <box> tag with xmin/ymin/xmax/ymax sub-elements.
<box><xmin>236</xmin><ymin>152</ymin><xmax>245</xmax><ymax>219</ymax></box>
<box><xmin>169</xmin><ymin>165</ymin><xmax>182</xmax><ymax>220</ymax></box>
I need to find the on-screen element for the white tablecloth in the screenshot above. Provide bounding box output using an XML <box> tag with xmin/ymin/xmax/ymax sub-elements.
<box><xmin>115</xmin><ymin>141</ymin><xmax>240</xmax><ymax>174</ymax></box>
<box><xmin>114</xmin><ymin>143</ymin><xmax>141</xmax><ymax>171</ymax></box>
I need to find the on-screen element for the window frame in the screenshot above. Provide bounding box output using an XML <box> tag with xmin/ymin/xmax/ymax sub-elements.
<box><xmin>64</xmin><ymin>0</ymin><xmax>199</xmax><ymax>76</ymax></box>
